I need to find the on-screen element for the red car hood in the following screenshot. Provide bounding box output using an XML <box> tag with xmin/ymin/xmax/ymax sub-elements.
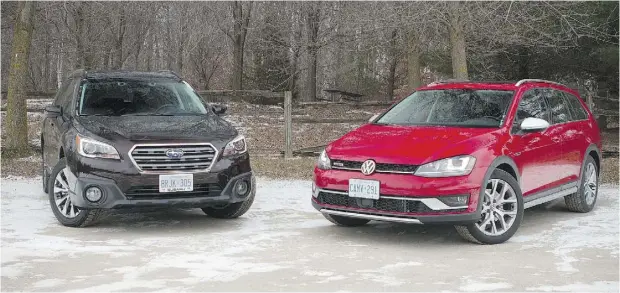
<box><xmin>327</xmin><ymin>124</ymin><xmax>500</xmax><ymax>165</ymax></box>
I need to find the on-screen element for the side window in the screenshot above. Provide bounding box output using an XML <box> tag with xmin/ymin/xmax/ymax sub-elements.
<box><xmin>546</xmin><ymin>89</ymin><xmax>572</xmax><ymax>124</ymax></box>
<box><xmin>62</xmin><ymin>78</ymin><xmax>79</xmax><ymax>113</ymax></box>
<box><xmin>514</xmin><ymin>89</ymin><xmax>550</xmax><ymax>124</ymax></box>
<box><xmin>563</xmin><ymin>92</ymin><xmax>588</xmax><ymax>121</ymax></box>
<box><xmin>53</xmin><ymin>79</ymin><xmax>71</xmax><ymax>107</ymax></box>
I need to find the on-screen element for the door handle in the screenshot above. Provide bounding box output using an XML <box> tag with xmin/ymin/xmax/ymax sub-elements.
<box><xmin>552</xmin><ymin>137</ymin><xmax>560</xmax><ymax>143</ymax></box>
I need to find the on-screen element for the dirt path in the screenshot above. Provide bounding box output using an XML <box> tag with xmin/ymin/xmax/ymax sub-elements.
<box><xmin>1</xmin><ymin>177</ymin><xmax>618</xmax><ymax>291</ymax></box>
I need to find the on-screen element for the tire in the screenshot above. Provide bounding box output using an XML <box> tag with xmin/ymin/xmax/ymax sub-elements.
<box><xmin>565</xmin><ymin>155</ymin><xmax>599</xmax><ymax>213</ymax></box>
<box><xmin>455</xmin><ymin>169</ymin><xmax>524</xmax><ymax>245</ymax></box>
<box><xmin>323</xmin><ymin>214</ymin><xmax>370</xmax><ymax>227</ymax></box>
<box><xmin>48</xmin><ymin>158</ymin><xmax>103</xmax><ymax>227</ymax></box>
<box><xmin>201</xmin><ymin>188</ymin><xmax>255</xmax><ymax>219</ymax></box>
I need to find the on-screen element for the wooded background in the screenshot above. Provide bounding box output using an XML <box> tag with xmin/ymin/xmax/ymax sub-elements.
<box><xmin>1</xmin><ymin>1</ymin><xmax>618</xmax><ymax>100</ymax></box>
<box><xmin>1</xmin><ymin>1</ymin><xmax>619</xmax><ymax>154</ymax></box>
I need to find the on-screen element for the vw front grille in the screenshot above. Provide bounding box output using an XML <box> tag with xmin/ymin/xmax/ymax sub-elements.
<box><xmin>129</xmin><ymin>144</ymin><xmax>217</xmax><ymax>172</ymax></box>
<box><xmin>331</xmin><ymin>160</ymin><xmax>418</xmax><ymax>174</ymax></box>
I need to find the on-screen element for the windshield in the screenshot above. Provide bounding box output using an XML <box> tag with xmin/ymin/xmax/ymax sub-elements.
<box><xmin>78</xmin><ymin>79</ymin><xmax>209</xmax><ymax>116</ymax></box>
<box><xmin>376</xmin><ymin>89</ymin><xmax>514</xmax><ymax>127</ymax></box>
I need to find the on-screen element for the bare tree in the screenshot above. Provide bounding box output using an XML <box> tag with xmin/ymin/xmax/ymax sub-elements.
<box><xmin>5</xmin><ymin>1</ymin><xmax>35</xmax><ymax>155</ymax></box>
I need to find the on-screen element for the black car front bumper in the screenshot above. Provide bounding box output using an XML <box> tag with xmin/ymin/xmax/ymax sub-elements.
<box><xmin>70</xmin><ymin>171</ymin><xmax>255</xmax><ymax>209</ymax></box>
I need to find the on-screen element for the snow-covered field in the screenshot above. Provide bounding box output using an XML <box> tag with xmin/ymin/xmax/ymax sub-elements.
<box><xmin>1</xmin><ymin>177</ymin><xmax>618</xmax><ymax>292</ymax></box>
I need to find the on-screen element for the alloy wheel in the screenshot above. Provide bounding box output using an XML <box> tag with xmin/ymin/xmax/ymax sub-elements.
<box><xmin>53</xmin><ymin>167</ymin><xmax>81</xmax><ymax>218</ymax></box>
<box><xmin>475</xmin><ymin>178</ymin><xmax>518</xmax><ymax>236</ymax></box>
<box><xmin>584</xmin><ymin>162</ymin><xmax>597</xmax><ymax>206</ymax></box>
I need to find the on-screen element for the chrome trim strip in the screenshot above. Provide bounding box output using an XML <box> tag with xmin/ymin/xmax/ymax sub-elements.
<box><xmin>316</xmin><ymin>188</ymin><xmax>468</xmax><ymax>210</ymax></box>
<box><xmin>523</xmin><ymin>186</ymin><xmax>578</xmax><ymax>209</ymax></box>
<box><xmin>320</xmin><ymin>209</ymin><xmax>422</xmax><ymax>224</ymax></box>
<box><xmin>331</xmin><ymin>166</ymin><xmax>415</xmax><ymax>175</ymax></box>
<box><xmin>515</xmin><ymin>79</ymin><xmax>567</xmax><ymax>87</ymax></box>
<box><xmin>128</xmin><ymin>142</ymin><xmax>219</xmax><ymax>174</ymax></box>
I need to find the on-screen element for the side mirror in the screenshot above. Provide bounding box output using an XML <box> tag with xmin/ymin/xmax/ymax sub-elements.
<box><xmin>368</xmin><ymin>113</ymin><xmax>380</xmax><ymax>123</ymax></box>
<box><xmin>520</xmin><ymin>117</ymin><xmax>550</xmax><ymax>132</ymax></box>
<box><xmin>211</xmin><ymin>104</ymin><xmax>227</xmax><ymax>115</ymax></box>
<box><xmin>45</xmin><ymin>106</ymin><xmax>62</xmax><ymax>118</ymax></box>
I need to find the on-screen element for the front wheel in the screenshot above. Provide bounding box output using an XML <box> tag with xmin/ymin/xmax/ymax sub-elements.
<box><xmin>48</xmin><ymin>158</ymin><xmax>103</xmax><ymax>227</ymax></box>
<box><xmin>201</xmin><ymin>190</ymin><xmax>255</xmax><ymax>219</ymax></box>
<box><xmin>455</xmin><ymin>169</ymin><xmax>524</xmax><ymax>244</ymax></box>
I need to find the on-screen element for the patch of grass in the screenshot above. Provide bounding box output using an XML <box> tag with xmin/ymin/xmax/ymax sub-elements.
<box><xmin>1</xmin><ymin>155</ymin><xmax>40</xmax><ymax>178</ymax></box>
<box><xmin>601</xmin><ymin>157</ymin><xmax>619</xmax><ymax>185</ymax></box>
<box><xmin>250</xmin><ymin>155</ymin><xmax>317</xmax><ymax>180</ymax></box>
<box><xmin>1</xmin><ymin>147</ymin><xmax>38</xmax><ymax>160</ymax></box>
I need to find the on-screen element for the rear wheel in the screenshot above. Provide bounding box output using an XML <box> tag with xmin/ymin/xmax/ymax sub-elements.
<box><xmin>565</xmin><ymin>156</ymin><xmax>599</xmax><ymax>213</ymax></box>
<box><xmin>48</xmin><ymin>158</ymin><xmax>103</xmax><ymax>227</ymax></box>
<box><xmin>323</xmin><ymin>214</ymin><xmax>370</xmax><ymax>227</ymax></box>
<box><xmin>455</xmin><ymin>169</ymin><xmax>524</xmax><ymax>244</ymax></box>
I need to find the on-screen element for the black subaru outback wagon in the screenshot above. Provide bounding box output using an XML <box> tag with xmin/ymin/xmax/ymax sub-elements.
<box><xmin>42</xmin><ymin>70</ymin><xmax>254</xmax><ymax>227</ymax></box>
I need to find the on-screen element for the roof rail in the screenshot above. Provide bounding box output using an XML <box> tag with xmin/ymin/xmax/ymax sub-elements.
<box><xmin>68</xmin><ymin>69</ymin><xmax>87</xmax><ymax>79</ymax></box>
<box><xmin>515</xmin><ymin>79</ymin><xmax>566</xmax><ymax>87</ymax></box>
<box><xmin>427</xmin><ymin>79</ymin><xmax>470</xmax><ymax>86</ymax></box>
<box><xmin>157</xmin><ymin>70</ymin><xmax>181</xmax><ymax>79</ymax></box>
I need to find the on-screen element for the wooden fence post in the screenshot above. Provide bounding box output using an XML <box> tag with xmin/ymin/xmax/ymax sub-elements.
<box><xmin>284</xmin><ymin>91</ymin><xmax>293</xmax><ymax>159</ymax></box>
<box><xmin>586</xmin><ymin>94</ymin><xmax>594</xmax><ymax>111</ymax></box>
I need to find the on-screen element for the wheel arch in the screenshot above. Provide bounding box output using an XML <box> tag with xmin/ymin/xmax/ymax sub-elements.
<box><xmin>488</xmin><ymin>156</ymin><xmax>521</xmax><ymax>185</ymax></box>
<box><xmin>585</xmin><ymin>144</ymin><xmax>601</xmax><ymax>172</ymax></box>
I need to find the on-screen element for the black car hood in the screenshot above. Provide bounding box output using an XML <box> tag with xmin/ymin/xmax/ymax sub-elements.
<box><xmin>75</xmin><ymin>115</ymin><xmax>238</xmax><ymax>142</ymax></box>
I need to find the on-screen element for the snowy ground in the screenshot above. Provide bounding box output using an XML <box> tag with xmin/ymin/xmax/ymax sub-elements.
<box><xmin>1</xmin><ymin>177</ymin><xmax>618</xmax><ymax>292</ymax></box>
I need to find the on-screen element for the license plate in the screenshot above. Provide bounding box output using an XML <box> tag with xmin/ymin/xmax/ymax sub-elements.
<box><xmin>159</xmin><ymin>174</ymin><xmax>193</xmax><ymax>193</ymax></box>
<box><xmin>348</xmin><ymin>179</ymin><xmax>380</xmax><ymax>200</ymax></box>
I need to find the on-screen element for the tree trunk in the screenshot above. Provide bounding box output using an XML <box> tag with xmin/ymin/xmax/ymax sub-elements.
<box><xmin>407</xmin><ymin>30</ymin><xmax>422</xmax><ymax>90</ymax></box>
<box><xmin>230</xmin><ymin>1</ymin><xmax>252</xmax><ymax>90</ymax></box>
<box><xmin>113</xmin><ymin>12</ymin><xmax>125</xmax><ymax>69</ymax></box>
<box><xmin>74</xmin><ymin>4</ymin><xmax>85</xmax><ymax>68</ymax></box>
<box><xmin>304</xmin><ymin>4</ymin><xmax>319</xmax><ymax>101</ymax></box>
<box><xmin>448</xmin><ymin>2</ymin><xmax>468</xmax><ymax>80</ymax></box>
<box><xmin>386</xmin><ymin>29</ymin><xmax>398</xmax><ymax>101</ymax></box>
<box><xmin>5</xmin><ymin>1</ymin><xmax>35</xmax><ymax>155</ymax></box>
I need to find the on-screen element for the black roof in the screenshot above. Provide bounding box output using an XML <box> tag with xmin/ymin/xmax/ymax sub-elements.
<box><xmin>69</xmin><ymin>69</ymin><xmax>182</xmax><ymax>81</ymax></box>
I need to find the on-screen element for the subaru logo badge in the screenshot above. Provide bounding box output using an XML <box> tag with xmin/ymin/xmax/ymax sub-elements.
<box><xmin>360</xmin><ymin>159</ymin><xmax>376</xmax><ymax>175</ymax></box>
<box><xmin>165</xmin><ymin>149</ymin><xmax>184</xmax><ymax>159</ymax></box>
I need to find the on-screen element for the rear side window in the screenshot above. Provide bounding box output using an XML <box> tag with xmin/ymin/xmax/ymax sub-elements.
<box><xmin>53</xmin><ymin>79</ymin><xmax>72</xmax><ymax>107</ymax></box>
<box><xmin>563</xmin><ymin>92</ymin><xmax>588</xmax><ymax>121</ymax></box>
<box><xmin>514</xmin><ymin>89</ymin><xmax>550</xmax><ymax>124</ymax></box>
<box><xmin>546</xmin><ymin>89</ymin><xmax>572</xmax><ymax>124</ymax></box>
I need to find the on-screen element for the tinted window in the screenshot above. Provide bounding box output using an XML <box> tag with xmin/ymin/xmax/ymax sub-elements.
<box><xmin>78</xmin><ymin>79</ymin><xmax>208</xmax><ymax>116</ymax></box>
<box><xmin>546</xmin><ymin>89</ymin><xmax>572</xmax><ymax>124</ymax></box>
<box><xmin>375</xmin><ymin>89</ymin><xmax>514</xmax><ymax>127</ymax></box>
<box><xmin>53</xmin><ymin>79</ymin><xmax>72</xmax><ymax>107</ymax></box>
<box><xmin>62</xmin><ymin>79</ymin><xmax>79</xmax><ymax>113</ymax></box>
<box><xmin>563</xmin><ymin>92</ymin><xmax>588</xmax><ymax>120</ymax></box>
<box><xmin>514</xmin><ymin>89</ymin><xmax>550</xmax><ymax>123</ymax></box>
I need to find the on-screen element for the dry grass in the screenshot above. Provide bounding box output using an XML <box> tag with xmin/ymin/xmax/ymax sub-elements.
<box><xmin>601</xmin><ymin>157</ymin><xmax>619</xmax><ymax>185</ymax></box>
<box><xmin>250</xmin><ymin>155</ymin><xmax>317</xmax><ymax>180</ymax></box>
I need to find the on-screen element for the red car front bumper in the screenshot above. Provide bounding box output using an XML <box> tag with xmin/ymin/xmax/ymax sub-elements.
<box><xmin>312</xmin><ymin>166</ymin><xmax>485</xmax><ymax>224</ymax></box>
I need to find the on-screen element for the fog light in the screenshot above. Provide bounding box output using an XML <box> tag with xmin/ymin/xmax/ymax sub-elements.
<box><xmin>312</xmin><ymin>182</ymin><xmax>317</xmax><ymax>198</ymax></box>
<box><xmin>85</xmin><ymin>186</ymin><xmax>103</xmax><ymax>202</ymax></box>
<box><xmin>438</xmin><ymin>195</ymin><xmax>469</xmax><ymax>207</ymax></box>
<box><xmin>235</xmin><ymin>180</ymin><xmax>249</xmax><ymax>197</ymax></box>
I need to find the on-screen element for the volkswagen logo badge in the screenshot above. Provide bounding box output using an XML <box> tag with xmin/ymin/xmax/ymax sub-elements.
<box><xmin>165</xmin><ymin>149</ymin><xmax>184</xmax><ymax>159</ymax></box>
<box><xmin>360</xmin><ymin>159</ymin><xmax>376</xmax><ymax>175</ymax></box>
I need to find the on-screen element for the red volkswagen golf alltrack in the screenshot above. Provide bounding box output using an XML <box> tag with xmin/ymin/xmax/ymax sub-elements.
<box><xmin>312</xmin><ymin>79</ymin><xmax>602</xmax><ymax>244</ymax></box>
